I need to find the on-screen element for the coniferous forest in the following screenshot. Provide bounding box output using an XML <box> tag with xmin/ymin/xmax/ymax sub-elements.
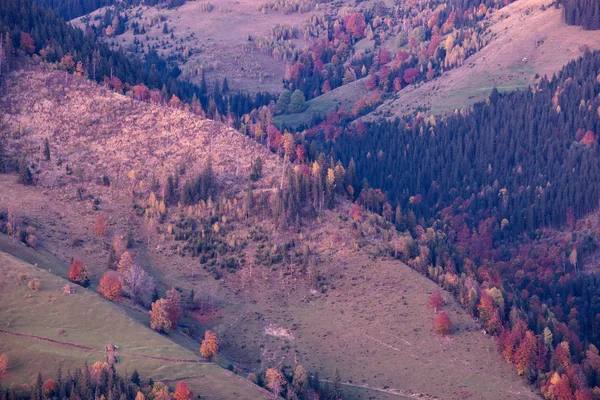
<box><xmin>325</xmin><ymin>51</ymin><xmax>600</xmax><ymax>235</ymax></box>
<box><xmin>0</xmin><ymin>0</ymin><xmax>273</xmax><ymax>116</ymax></box>
<box><xmin>561</xmin><ymin>0</ymin><xmax>600</xmax><ymax>30</ymax></box>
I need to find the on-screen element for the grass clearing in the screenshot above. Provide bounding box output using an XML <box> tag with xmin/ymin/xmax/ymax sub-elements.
<box><xmin>0</xmin><ymin>251</ymin><xmax>270</xmax><ymax>399</ymax></box>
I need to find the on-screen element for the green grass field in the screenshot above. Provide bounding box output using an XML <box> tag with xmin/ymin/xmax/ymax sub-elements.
<box><xmin>0</xmin><ymin>251</ymin><xmax>269</xmax><ymax>399</ymax></box>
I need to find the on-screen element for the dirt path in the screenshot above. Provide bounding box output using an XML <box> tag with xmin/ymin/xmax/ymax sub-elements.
<box><xmin>0</xmin><ymin>329</ymin><xmax>209</xmax><ymax>364</ymax></box>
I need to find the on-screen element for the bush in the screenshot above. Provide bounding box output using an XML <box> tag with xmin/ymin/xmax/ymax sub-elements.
<box><xmin>28</xmin><ymin>279</ymin><xmax>40</xmax><ymax>291</ymax></box>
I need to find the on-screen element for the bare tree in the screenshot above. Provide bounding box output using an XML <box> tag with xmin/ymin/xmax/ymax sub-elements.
<box><xmin>122</xmin><ymin>263</ymin><xmax>156</xmax><ymax>307</ymax></box>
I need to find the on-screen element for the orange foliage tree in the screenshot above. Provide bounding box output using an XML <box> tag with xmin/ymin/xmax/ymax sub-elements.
<box><xmin>200</xmin><ymin>330</ymin><xmax>220</xmax><ymax>360</ymax></box>
<box><xmin>0</xmin><ymin>354</ymin><xmax>7</xmax><ymax>376</ymax></box>
<box><xmin>94</xmin><ymin>214</ymin><xmax>107</xmax><ymax>237</ymax></box>
<box><xmin>265</xmin><ymin>368</ymin><xmax>286</xmax><ymax>396</ymax></box>
<box><xmin>173</xmin><ymin>381</ymin><xmax>193</xmax><ymax>400</ymax></box>
<box><xmin>98</xmin><ymin>272</ymin><xmax>121</xmax><ymax>301</ymax></box>
<box><xmin>434</xmin><ymin>311</ymin><xmax>452</xmax><ymax>335</ymax></box>
<box><xmin>68</xmin><ymin>259</ymin><xmax>90</xmax><ymax>287</ymax></box>
<box><xmin>149</xmin><ymin>299</ymin><xmax>172</xmax><ymax>332</ymax></box>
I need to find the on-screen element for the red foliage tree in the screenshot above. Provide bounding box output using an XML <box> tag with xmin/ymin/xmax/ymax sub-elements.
<box><xmin>345</xmin><ymin>12</ymin><xmax>366</xmax><ymax>40</ymax></box>
<box><xmin>68</xmin><ymin>259</ymin><xmax>90</xmax><ymax>287</ymax></box>
<box><xmin>296</xmin><ymin>144</ymin><xmax>306</xmax><ymax>163</ymax></box>
<box><xmin>515</xmin><ymin>331</ymin><xmax>537</xmax><ymax>375</ymax></box>
<box><xmin>351</xmin><ymin>203</ymin><xmax>362</xmax><ymax>222</ymax></box>
<box><xmin>0</xmin><ymin>354</ymin><xmax>7</xmax><ymax>376</ymax></box>
<box><xmin>434</xmin><ymin>311</ymin><xmax>452</xmax><ymax>335</ymax></box>
<box><xmin>20</xmin><ymin>32</ymin><xmax>35</xmax><ymax>54</ymax></box>
<box><xmin>98</xmin><ymin>272</ymin><xmax>122</xmax><ymax>301</ymax></box>
<box><xmin>43</xmin><ymin>379</ymin><xmax>56</xmax><ymax>398</ymax></box>
<box><xmin>403</xmin><ymin>68</ymin><xmax>419</xmax><ymax>84</ymax></box>
<box><xmin>173</xmin><ymin>382</ymin><xmax>193</xmax><ymax>400</ymax></box>
<box><xmin>365</xmin><ymin>75</ymin><xmax>378</xmax><ymax>90</ymax></box>
<box><xmin>581</xmin><ymin>131</ymin><xmax>597</xmax><ymax>146</ymax></box>
<box><xmin>166</xmin><ymin>287</ymin><xmax>182</xmax><ymax>327</ymax></box>
<box><xmin>322</xmin><ymin>79</ymin><xmax>331</xmax><ymax>93</ymax></box>
<box><xmin>428</xmin><ymin>290</ymin><xmax>444</xmax><ymax>313</ymax></box>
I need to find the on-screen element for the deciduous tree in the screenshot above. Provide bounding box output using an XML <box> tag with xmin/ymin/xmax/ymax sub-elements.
<box><xmin>434</xmin><ymin>311</ymin><xmax>452</xmax><ymax>335</ymax></box>
<box><xmin>173</xmin><ymin>381</ymin><xmax>193</xmax><ymax>400</ymax></box>
<box><xmin>428</xmin><ymin>290</ymin><xmax>444</xmax><ymax>313</ymax></box>
<box><xmin>0</xmin><ymin>354</ymin><xmax>7</xmax><ymax>376</ymax></box>
<box><xmin>150</xmin><ymin>299</ymin><xmax>172</xmax><ymax>332</ymax></box>
<box><xmin>68</xmin><ymin>259</ymin><xmax>90</xmax><ymax>287</ymax></box>
<box><xmin>266</xmin><ymin>368</ymin><xmax>285</xmax><ymax>396</ymax></box>
<box><xmin>200</xmin><ymin>330</ymin><xmax>219</xmax><ymax>360</ymax></box>
<box><xmin>98</xmin><ymin>272</ymin><xmax>121</xmax><ymax>301</ymax></box>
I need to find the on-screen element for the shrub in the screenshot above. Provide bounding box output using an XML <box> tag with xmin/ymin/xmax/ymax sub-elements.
<box><xmin>28</xmin><ymin>279</ymin><xmax>40</xmax><ymax>291</ymax></box>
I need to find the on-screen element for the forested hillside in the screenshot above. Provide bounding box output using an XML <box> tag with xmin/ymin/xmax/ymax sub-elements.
<box><xmin>329</xmin><ymin>50</ymin><xmax>600</xmax><ymax>235</ymax></box>
<box><xmin>0</xmin><ymin>0</ymin><xmax>272</xmax><ymax>117</ymax></box>
<box><xmin>561</xmin><ymin>0</ymin><xmax>600</xmax><ymax>30</ymax></box>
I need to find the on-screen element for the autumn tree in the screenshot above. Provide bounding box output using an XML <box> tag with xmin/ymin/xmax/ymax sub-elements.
<box><xmin>434</xmin><ymin>311</ymin><xmax>452</xmax><ymax>335</ymax></box>
<box><xmin>428</xmin><ymin>290</ymin><xmax>444</xmax><ymax>313</ymax></box>
<box><xmin>94</xmin><ymin>214</ymin><xmax>107</xmax><ymax>237</ymax></box>
<box><xmin>28</xmin><ymin>279</ymin><xmax>40</xmax><ymax>291</ymax></box>
<box><xmin>351</xmin><ymin>202</ymin><xmax>362</xmax><ymax>222</ymax></box>
<box><xmin>200</xmin><ymin>330</ymin><xmax>219</xmax><ymax>360</ymax></box>
<box><xmin>43</xmin><ymin>379</ymin><xmax>56</xmax><ymax>398</ymax></box>
<box><xmin>0</xmin><ymin>354</ymin><xmax>7</xmax><ymax>376</ymax></box>
<box><xmin>68</xmin><ymin>259</ymin><xmax>90</xmax><ymax>287</ymax></box>
<box><xmin>265</xmin><ymin>368</ymin><xmax>286</xmax><ymax>396</ymax></box>
<box><xmin>515</xmin><ymin>331</ymin><xmax>537</xmax><ymax>376</ymax></box>
<box><xmin>117</xmin><ymin>251</ymin><xmax>134</xmax><ymax>273</ymax></box>
<box><xmin>98</xmin><ymin>272</ymin><xmax>121</xmax><ymax>301</ymax></box>
<box><xmin>166</xmin><ymin>287</ymin><xmax>182</xmax><ymax>327</ymax></box>
<box><xmin>345</xmin><ymin>12</ymin><xmax>366</xmax><ymax>40</ymax></box>
<box><xmin>173</xmin><ymin>381</ymin><xmax>193</xmax><ymax>400</ymax></box>
<box><xmin>292</xmin><ymin>364</ymin><xmax>309</xmax><ymax>396</ymax></box>
<box><xmin>20</xmin><ymin>32</ymin><xmax>35</xmax><ymax>54</ymax></box>
<box><xmin>150</xmin><ymin>299</ymin><xmax>172</xmax><ymax>332</ymax></box>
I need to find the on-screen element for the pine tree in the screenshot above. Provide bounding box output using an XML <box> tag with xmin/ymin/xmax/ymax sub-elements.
<box><xmin>17</xmin><ymin>157</ymin><xmax>33</xmax><ymax>185</ymax></box>
<box><xmin>43</xmin><ymin>138</ymin><xmax>50</xmax><ymax>161</ymax></box>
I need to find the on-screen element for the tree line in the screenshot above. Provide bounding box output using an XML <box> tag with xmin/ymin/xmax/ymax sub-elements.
<box><xmin>560</xmin><ymin>0</ymin><xmax>600</xmax><ymax>30</ymax></box>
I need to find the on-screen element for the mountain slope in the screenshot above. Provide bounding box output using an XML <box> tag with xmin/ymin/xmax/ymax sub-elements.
<box><xmin>366</xmin><ymin>0</ymin><xmax>600</xmax><ymax>119</ymax></box>
<box><xmin>0</xmin><ymin>64</ymin><xmax>538</xmax><ymax>399</ymax></box>
<box><xmin>0</xmin><ymin>250</ymin><xmax>270</xmax><ymax>399</ymax></box>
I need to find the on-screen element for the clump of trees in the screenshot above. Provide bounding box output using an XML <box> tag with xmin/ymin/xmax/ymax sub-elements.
<box><xmin>0</xmin><ymin>362</ymin><xmax>194</xmax><ymax>400</ymax></box>
<box><xmin>149</xmin><ymin>287</ymin><xmax>182</xmax><ymax>332</ymax></box>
